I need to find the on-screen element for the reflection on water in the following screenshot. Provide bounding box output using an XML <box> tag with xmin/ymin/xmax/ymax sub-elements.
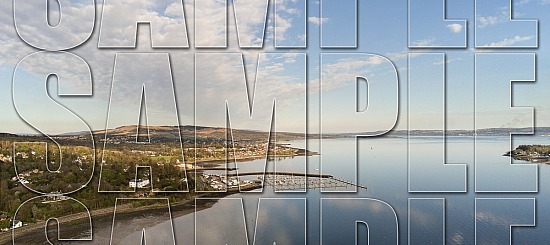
<box><xmin>80</xmin><ymin>136</ymin><xmax>550</xmax><ymax>244</ymax></box>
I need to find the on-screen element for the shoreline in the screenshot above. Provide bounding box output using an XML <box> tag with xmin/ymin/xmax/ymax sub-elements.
<box><xmin>0</xmin><ymin>142</ymin><xmax>310</xmax><ymax>243</ymax></box>
<box><xmin>192</xmin><ymin>144</ymin><xmax>318</xmax><ymax>167</ymax></box>
<box><xmin>0</xmin><ymin>185</ymin><xmax>261</xmax><ymax>244</ymax></box>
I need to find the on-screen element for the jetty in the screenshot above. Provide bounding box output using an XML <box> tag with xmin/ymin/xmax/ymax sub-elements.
<box><xmin>226</xmin><ymin>171</ymin><xmax>333</xmax><ymax>178</ymax></box>
<box><xmin>330</xmin><ymin>177</ymin><xmax>369</xmax><ymax>190</ymax></box>
<box><xmin>229</xmin><ymin>172</ymin><xmax>368</xmax><ymax>191</ymax></box>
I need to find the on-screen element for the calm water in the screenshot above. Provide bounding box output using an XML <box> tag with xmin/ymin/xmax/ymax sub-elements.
<box><xmin>109</xmin><ymin>136</ymin><xmax>550</xmax><ymax>244</ymax></box>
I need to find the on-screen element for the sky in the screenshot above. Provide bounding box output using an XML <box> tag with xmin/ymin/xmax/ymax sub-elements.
<box><xmin>1</xmin><ymin>0</ymin><xmax>550</xmax><ymax>135</ymax></box>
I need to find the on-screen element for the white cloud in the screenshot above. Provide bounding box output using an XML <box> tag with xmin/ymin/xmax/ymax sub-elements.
<box><xmin>386</xmin><ymin>51</ymin><xmax>423</xmax><ymax>62</ymax></box>
<box><xmin>273</xmin><ymin>0</ymin><xmax>305</xmax><ymax>45</ymax></box>
<box><xmin>0</xmin><ymin>0</ymin><xmax>305</xmax><ymax>131</ymax></box>
<box><xmin>412</xmin><ymin>38</ymin><xmax>436</xmax><ymax>46</ymax></box>
<box><xmin>477</xmin><ymin>6</ymin><xmax>511</xmax><ymax>28</ymax></box>
<box><xmin>446</xmin><ymin>23</ymin><xmax>463</xmax><ymax>33</ymax></box>
<box><xmin>12</xmin><ymin>1</ymin><xmax>96</xmax><ymax>50</ymax></box>
<box><xmin>433</xmin><ymin>57</ymin><xmax>462</xmax><ymax>65</ymax></box>
<box><xmin>477</xmin><ymin>15</ymin><xmax>501</xmax><ymax>27</ymax></box>
<box><xmin>485</xmin><ymin>35</ymin><xmax>534</xmax><ymax>47</ymax></box>
<box><xmin>275</xmin><ymin>12</ymin><xmax>292</xmax><ymax>42</ymax></box>
<box><xmin>193</xmin><ymin>0</ymin><xmax>227</xmax><ymax>46</ymax></box>
<box><xmin>195</xmin><ymin>53</ymin><xmax>306</xmax><ymax>131</ymax></box>
<box><xmin>231</xmin><ymin>0</ymin><xmax>270</xmax><ymax>47</ymax></box>
<box><xmin>164</xmin><ymin>2</ymin><xmax>184</xmax><ymax>17</ymax></box>
<box><xmin>0</xmin><ymin>0</ymin><xmax>334</xmax><ymax>133</ymax></box>
<box><xmin>317</xmin><ymin>55</ymin><xmax>396</xmax><ymax>91</ymax></box>
<box><xmin>307</xmin><ymin>16</ymin><xmax>328</xmax><ymax>25</ymax></box>
<box><xmin>98</xmin><ymin>0</ymin><xmax>189</xmax><ymax>47</ymax></box>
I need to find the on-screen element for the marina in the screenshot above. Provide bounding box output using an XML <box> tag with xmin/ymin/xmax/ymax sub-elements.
<box><xmin>202</xmin><ymin>171</ymin><xmax>368</xmax><ymax>191</ymax></box>
<box><xmin>260</xmin><ymin>174</ymin><xmax>368</xmax><ymax>191</ymax></box>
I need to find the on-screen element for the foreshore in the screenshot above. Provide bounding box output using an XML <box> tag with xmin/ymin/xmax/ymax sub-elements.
<box><xmin>0</xmin><ymin>185</ymin><xmax>261</xmax><ymax>244</ymax></box>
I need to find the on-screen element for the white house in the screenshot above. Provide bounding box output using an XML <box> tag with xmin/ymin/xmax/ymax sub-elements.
<box><xmin>129</xmin><ymin>179</ymin><xmax>150</xmax><ymax>188</ymax></box>
<box><xmin>10</xmin><ymin>220</ymin><xmax>22</xmax><ymax>229</ymax></box>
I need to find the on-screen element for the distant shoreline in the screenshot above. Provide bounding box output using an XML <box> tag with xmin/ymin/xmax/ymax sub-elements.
<box><xmin>192</xmin><ymin>143</ymin><xmax>318</xmax><ymax>167</ymax></box>
<box><xmin>6</xmin><ymin>125</ymin><xmax>550</xmax><ymax>138</ymax></box>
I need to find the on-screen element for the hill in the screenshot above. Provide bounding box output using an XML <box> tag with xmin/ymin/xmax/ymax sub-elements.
<box><xmin>90</xmin><ymin>125</ymin><xmax>306</xmax><ymax>143</ymax></box>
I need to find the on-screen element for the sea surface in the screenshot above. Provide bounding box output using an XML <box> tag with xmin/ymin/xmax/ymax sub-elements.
<box><xmin>100</xmin><ymin>136</ymin><xmax>550</xmax><ymax>244</ymax></box>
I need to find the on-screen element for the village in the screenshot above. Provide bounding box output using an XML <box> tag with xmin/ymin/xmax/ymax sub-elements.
<box><xmin>0</xmin><ymin>133</ymin><xmax>312</xmax><ymax>232</ymax></box>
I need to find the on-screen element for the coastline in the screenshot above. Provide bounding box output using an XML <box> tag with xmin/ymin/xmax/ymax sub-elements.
<box><xmin>0</xmin><ymin>185</ymin><xmax>261</xmax><ymax>244</ymax></box>
<box><xmin>0</xmin><ymin>142</ymin><xmax>310</xmax><ymax>243</ymax></box>
<box><xmin>192</xmin><ymin>144</ymin><xmax>318</xmax><ymax>167</ymax></box>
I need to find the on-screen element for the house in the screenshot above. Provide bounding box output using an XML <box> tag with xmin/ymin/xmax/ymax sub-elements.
<box><xmin>15</xmin><ymin>152</ymin><xmax>28</xmax><ymax>159</ymax></box>
<box><xmin>42</xmin><ymin>191</ymin><xmax>68</xmax><ymax>203</ymax></box>
<box><xmin>0</xmin><ymin>214</ymin><xmax>9</xmax><ymax>221</ymax></box>
<box><xmin>10</xmin><ymin>220</ymin><xmax>22</xmax><ymax>229</ymax></box>
<box><xmin>0</xmin><ymin>154</ymin><xmax>11</xmax><ymax>162</ymax></box>
<box><xmin>129</xmin><ymin>179</ymin><xmax>150</xmax><ymax>188</ymax></box>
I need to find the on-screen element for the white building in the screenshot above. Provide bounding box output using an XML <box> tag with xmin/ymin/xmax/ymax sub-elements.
<box><xmin>129</xmin><ymin>179</ymin><xmax>150</xmax><ymax>188</ymax></box>
<box><xmin>10</xmin><ymin>220</ymin><xmax>22</xmax><ymax>229</ymax></box>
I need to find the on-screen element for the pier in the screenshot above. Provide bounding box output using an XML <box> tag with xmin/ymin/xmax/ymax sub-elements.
<box><xmin>257</xmin><ymin>174</ymin><xmax>367</xmax><ymax>191</ymax></box>
<box><xmin>203</xmin><ymin>171</ymin><xmax>367</xmax><ymax>191</ymax></box>
<box><xmin>226</xmin><ymin>171</ymin><xmax>333</xmax><ymax>178</ymax></box>
<box><xmin>330</xmin><ymin>177</ymin><xmax>369</xmax><ymax>190</ymax></box>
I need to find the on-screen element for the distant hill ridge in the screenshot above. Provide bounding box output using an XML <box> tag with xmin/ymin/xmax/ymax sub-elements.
<box><xmin>391</xmin><ymin>127</ymin><xmax>543</xmax><ymax>137</ymax></box>
<box><xmin>91</xmin><ymin>125</ymin><xmax>305</xmax><ymax>142</ymax></box>
<box><xmin>0</xmin><ymin>133</ymin><xmax>18</xmax><ymax>137</ymax></box>
<box><xmin>3</xmin><ymin>126</ymin><xmax>550</xmax><ymax>138</ymax></box>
